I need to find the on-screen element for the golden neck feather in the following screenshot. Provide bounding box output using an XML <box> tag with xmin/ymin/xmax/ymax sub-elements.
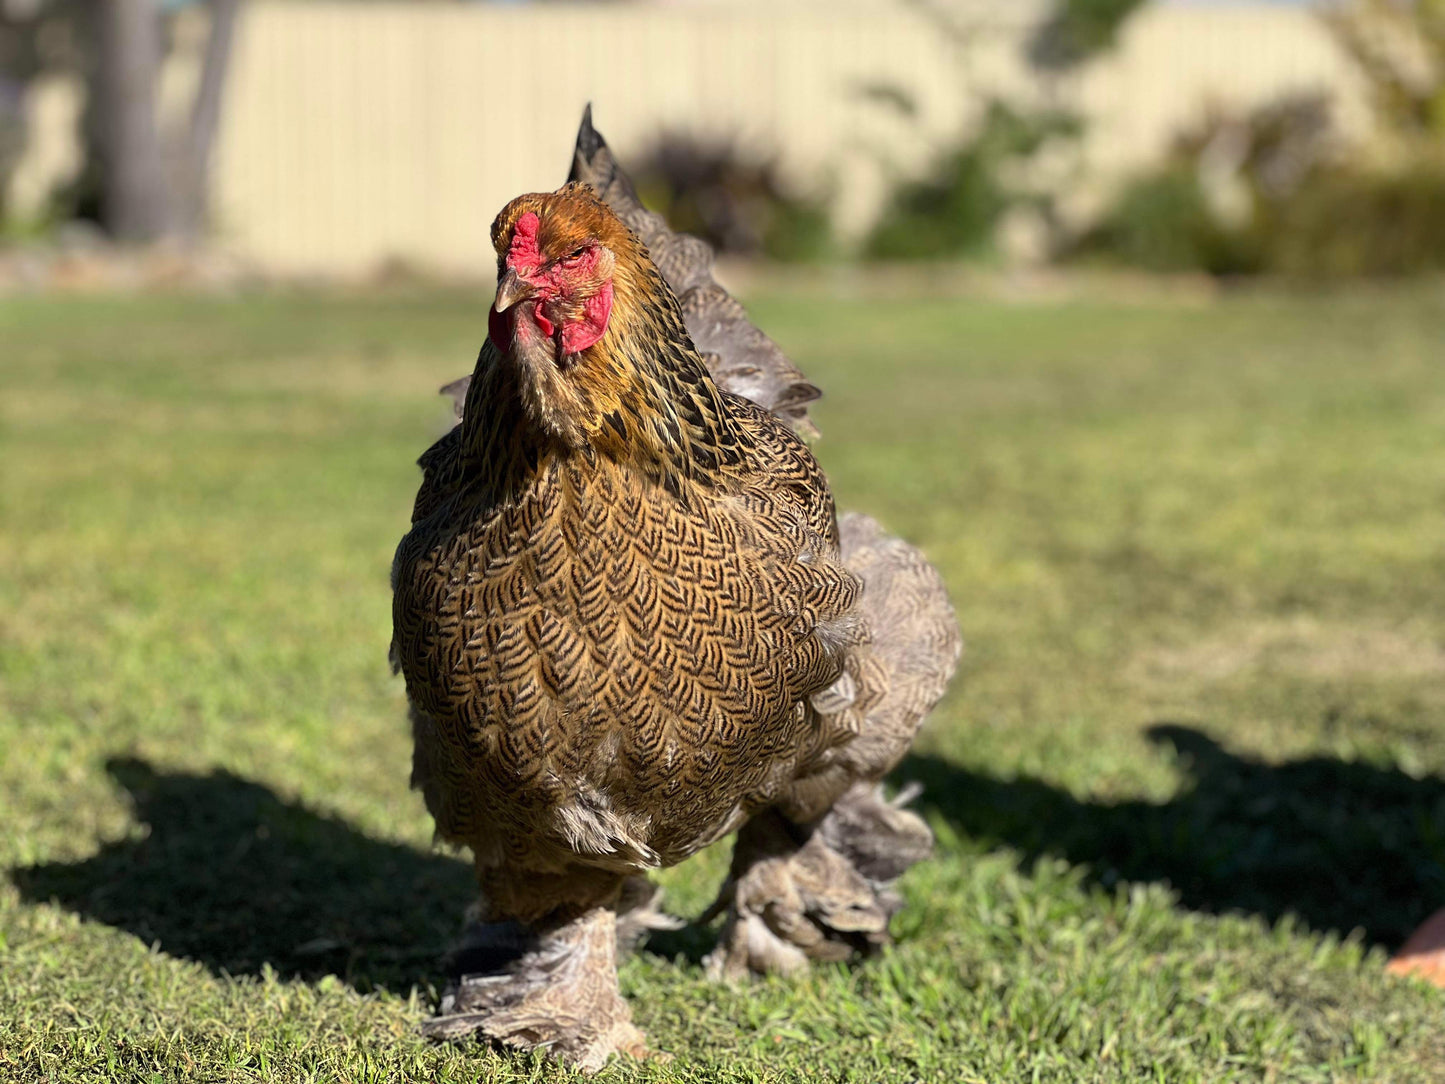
<box><xmin>460</xmin><ymin>259</ymin><xmax>756</xmax><ymax>502</ymax></box>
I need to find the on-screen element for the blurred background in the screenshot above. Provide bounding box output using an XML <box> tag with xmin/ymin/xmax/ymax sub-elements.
<box><xmin>3</xmin><ymin>0</ymin><xmax>1444</xmax><ymax>283</ymax></box>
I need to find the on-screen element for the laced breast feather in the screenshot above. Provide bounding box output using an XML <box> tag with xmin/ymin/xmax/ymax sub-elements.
<box><xmin>391</xmin><ymin>332</ymin><xmax>861</xmax><ymax>879</ymax></box>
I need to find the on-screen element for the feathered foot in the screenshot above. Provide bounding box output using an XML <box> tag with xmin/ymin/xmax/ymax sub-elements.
<box><xmin>423</xmin><ymin>905</ymin><xmax>654</xmax><ymax>1073</ymax></box>
<box><xmin>703</xmin><ymin>782</ymin><xmax>933</xmax><ymax>980</ymax></box>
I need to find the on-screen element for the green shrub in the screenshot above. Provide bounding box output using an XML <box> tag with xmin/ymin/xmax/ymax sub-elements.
<box><xmin>1078</xmin><ymin>78</ymin><xmax>1445</xmax><ymax>280</ymax></box>
<box><xmin>1083</xmin><ymin>160</ymin><xmax>1445</xmax><ymax>279</ymax></box>
<box><xmin>864</xmin><ymin>102</ymin><xmax>1079</xmax><ymax>262</ymax></box>
<box><xmin>1079</xmin><ymin>168</ymin><xmax>1262</xmax><ymax>275</ymax></box>
<box><xmin>630</xmin><ymin>133</ymin><xmax>834</xmax><ymax>263</ymax></box>
<box><xmin>1029</xmin><ymin>0</ymin><xmax>1150</xmax><ymax>70</ymax></box>
<box><xmin>759</xmin><ymin>201</ymin><xmax>834</xmax><ymax>263</ymax></box>
<box><xmin>1267</xmin><ymin>165</ymin><xmax>1445</xmax><ymax>278</ymax></box>
<box><xmin>864</xmin><ymin>145</ymin><xmax>1007</xmax><ymax>261</ymax></box>
<box><xmin>1080</xmin><ymin>0</ymin><xmax>1445</xmax><ymax>279</ymax></box>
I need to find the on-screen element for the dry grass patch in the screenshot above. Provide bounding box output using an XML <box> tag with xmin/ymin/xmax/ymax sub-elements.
<box><xmin>1133</xmin><ymin>618</ymin><xmax>1445</xmax><ymax>688</ymax></box>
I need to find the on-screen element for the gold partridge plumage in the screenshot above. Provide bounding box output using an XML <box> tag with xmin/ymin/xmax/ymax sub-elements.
<box><xmin>393</xmin><ymin>110</ymin><xmax>960</xmax><ymax>1071</ymax></box>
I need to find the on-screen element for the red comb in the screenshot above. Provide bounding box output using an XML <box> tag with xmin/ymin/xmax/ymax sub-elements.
<box><xmin>507</xmin><ymin>212</ymin><xmax>543</xmax><ymax>270</ymax></box>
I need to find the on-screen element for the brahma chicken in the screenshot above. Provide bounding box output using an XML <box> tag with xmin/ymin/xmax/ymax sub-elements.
<box><xmin>391</xmin><ymin>108</ymin><xmax>960</xmax><ymax>1070</ymax></box>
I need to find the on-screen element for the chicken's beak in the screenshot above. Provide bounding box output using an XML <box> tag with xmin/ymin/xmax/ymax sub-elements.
<box><xmin>494</xmin><ymin>268</ymin><xmax>534</xmax><ymax>313</ymax></box>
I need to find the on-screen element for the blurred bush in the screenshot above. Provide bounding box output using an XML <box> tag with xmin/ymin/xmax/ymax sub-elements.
<box><xmin>1029</xmin><ymin>0</ymin><xmax>1150</xmax><ymax>70</ymax></box>
<box><xmin>1075</xmin><ymin>94</ymin><xmax>1331</xmax><ymax>275</ymax></box>
<box><xmin>864</xmin><ymin>102</ymin><xmax>1080</xmax><ymax>261</ymax></box>
<box><xmin>858</xmin><ymin>0</ymin><xmax>1140</xmax><ymax>263</ymax></box>
<box><xmin>1266</xmin><ymin>164</ymin><xmax>1445</xmax><ymax>277</ymax></box>
<box><xmin>1080</xmin><ymin>1</ymin><xmax>1445</xmax><ymax>278</ymax></box>
<box><xmin>1083</xmin><ymin>159</ymin><xmax>1445</xmax><ymax>278</ymax></box>
<box><xmin>1076</xmin><ymin>167</ymin><xmax>1261</xmax><ymax>275</ymax></box>
<box><xmin>1324</xmin><ymin>0</ymin><xmax>1445</xmax><ymax>150</ymax></box>
<box><xmin>629</xmin><ymin>132</ymin><xmax>833</xmax><ymax>263</ymax></box>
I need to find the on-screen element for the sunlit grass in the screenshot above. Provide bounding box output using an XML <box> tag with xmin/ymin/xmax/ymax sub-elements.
<box><xmin>3</xmin><ymin>284</ymin><xmax>1445</xmax><ymax>1081</ymax></box>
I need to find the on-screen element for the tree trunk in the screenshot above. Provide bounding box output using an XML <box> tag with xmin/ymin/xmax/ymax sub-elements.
<box><xmin>172</xmin><ymin>0</ymin><xmax>241</xmax><ymax>238</ymax></box>
<box><xmin>96</xmin><ymin>0</ymin><xmax>171</xmax><ymax>241</ymax></box>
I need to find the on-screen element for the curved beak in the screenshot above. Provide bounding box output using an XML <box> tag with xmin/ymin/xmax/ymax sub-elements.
<box><xmin>494</xmin><ymin>268</ymin><xmax>534</xmax><ymax>313</ymax></box>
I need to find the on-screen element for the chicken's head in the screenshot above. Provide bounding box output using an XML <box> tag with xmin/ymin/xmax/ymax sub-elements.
<box><xmin>488</xmin><ymin>184</ymin><xmax>630</xmax><ymax>369</ymax></box>
<box><xmin>480</xmin><ymin>183</ymin><xmax>720</xmax><ymax>466</ymax></box>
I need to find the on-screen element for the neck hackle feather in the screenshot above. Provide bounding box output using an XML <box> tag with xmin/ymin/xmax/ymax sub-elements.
<box><xmin>464</xmin><ymin>182</ymin><xmax>755</xmax><ymax>502</ymax></box>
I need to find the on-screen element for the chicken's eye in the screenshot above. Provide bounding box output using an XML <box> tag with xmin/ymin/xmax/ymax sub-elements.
<box><xmin>562</xmin><ymin>247</ymin><xmax>586</xmax><ymax>263</ymax></box>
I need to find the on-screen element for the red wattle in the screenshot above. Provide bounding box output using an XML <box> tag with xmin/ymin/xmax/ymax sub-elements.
<box><xmin>561</xmin><ymin>281</ymin><xmax>614</xmax><ymax>355</ymax></box>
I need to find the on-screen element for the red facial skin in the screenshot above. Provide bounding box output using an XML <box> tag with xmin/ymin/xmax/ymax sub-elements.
<box><xmin>488</xmin><ymin>212</ymin><xmax>614</xmax><ymax>362</ymax></box>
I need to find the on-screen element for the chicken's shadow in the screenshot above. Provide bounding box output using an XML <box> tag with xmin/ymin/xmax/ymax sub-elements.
<box><xmin>900</xmin><ymin>723</ymin><xmax>1445</xmax><ymax>947</ymax></box>
<box><xmin>11</xmin><ymin>757</ymin><xmax>476</xmax><ymax>992</ymax></box>
<box><xmin>22</xmin><ymin>726</ymin><xmax>1438</xmax><ymax>988</ymax></box>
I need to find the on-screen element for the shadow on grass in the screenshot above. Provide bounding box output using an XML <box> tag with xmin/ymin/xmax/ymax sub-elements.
<box><xmin>901</xmin><ymin>723</ymin><xmax>1445</xmax><ymax>947</ymax></box>
<box><xmin>10</xmin><ymin>757</ymin><xmax>475</xmax><ymax>992</ymax></box>
<box><xmin>16</xmin><ymin>726</ymin><xmax>1444</xmax><ymax>988</ymax></box>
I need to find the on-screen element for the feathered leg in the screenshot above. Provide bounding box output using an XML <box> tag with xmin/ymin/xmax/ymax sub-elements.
<box><xmin>423</xmin><ymin>903</ymin><xmax>651</xmax><ymax>1072</ymax></box>
<box><xmin>703</xmin><ymin>784</ymin><xmax>933</xmax><ymax>979</ymax></box>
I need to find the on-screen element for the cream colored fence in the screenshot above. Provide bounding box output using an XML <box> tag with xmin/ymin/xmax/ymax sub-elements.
<box><xmin>13</xmin><ymin>1</ymin><xmax>1369</xmax><ymax>276</ymax></box>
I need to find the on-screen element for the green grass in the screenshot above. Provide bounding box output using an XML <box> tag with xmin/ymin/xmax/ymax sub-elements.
<box><xmin>3</xmin><ymin>283</ymin><xmax>1445</xmax><ymax>1082</ymax></box>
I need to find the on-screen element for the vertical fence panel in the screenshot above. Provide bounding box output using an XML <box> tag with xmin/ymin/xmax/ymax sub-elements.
<box><xmin>203</xmin><ymin>1</ymin><xmax>1360</xmax><ymax>276</ymax></box>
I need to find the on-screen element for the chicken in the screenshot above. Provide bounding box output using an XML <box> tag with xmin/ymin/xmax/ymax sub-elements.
<box><xmin>392</xmin><ymin>110</ymin><xmax>961</xmax><ymax>1071</ymax></box>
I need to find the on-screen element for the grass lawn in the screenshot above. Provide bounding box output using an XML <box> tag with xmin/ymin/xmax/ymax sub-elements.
<box><xmin>3</xmin><ymin>283</ymin><xmax>1445</xmax><ymax>1082</ymax></box>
